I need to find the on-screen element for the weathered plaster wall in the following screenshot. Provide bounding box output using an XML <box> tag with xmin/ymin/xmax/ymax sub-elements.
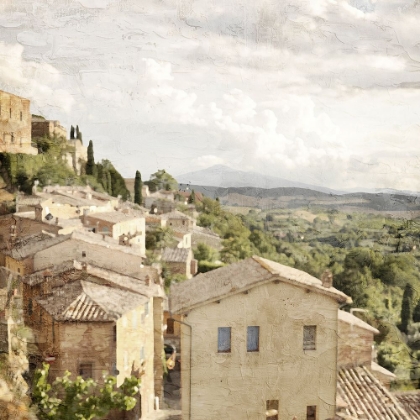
<box><xmin>181</xmin><ymin>281</ymin><xmax>339</xmax><ymax>420</ymax></box>
<box><xmin>116</xmin><ymin>301</ymin><xmax>155</xmax><ymax>417</ymax></box>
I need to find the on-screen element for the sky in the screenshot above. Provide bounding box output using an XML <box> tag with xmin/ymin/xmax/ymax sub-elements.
<box><xmin>1</xmin><ymin>0</ymin><xmax>420</xmax><ymax>191</ymax></box>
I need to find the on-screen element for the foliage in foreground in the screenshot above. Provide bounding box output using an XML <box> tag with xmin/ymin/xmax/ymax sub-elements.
<box><xmin>32</xmin><ymin>363</ymin><xmax>141</xmax><ymax>420</ymax></box>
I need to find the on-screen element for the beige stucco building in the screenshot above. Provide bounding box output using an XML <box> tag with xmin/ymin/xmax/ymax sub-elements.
<box><xmin>170</xmin><ymin>256</ymin><xmax>351</xmax><ymax>420</ymax></box>
<box><xmin>0</xmin><ymin>90</ymin><xmax>38</xmax><ymax>155</ymax></box>
<box><xmin>84</xmin><ymin>211</ymin><xmax>146</xmax><ymax>256</ymax></box>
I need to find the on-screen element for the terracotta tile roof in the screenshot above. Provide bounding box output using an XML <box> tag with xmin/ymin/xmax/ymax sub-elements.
<box><xmin>337</xmin><ymin>366</ymin><xmax>411</xmax><ymax>419</ymax></box>
<box><xmin>394</xmin><ymin>392</ymin><xmax>420</xmax><ymax>419</ymax></box>
<box><xmin>36</xmin><ymin>280</ymin><xmax>148</xmax><ymax>321</ymax></box>
<box><xmin>170</xmin><ymin>255</ymin><xmax>350</xmax><ymax>314</ymax></box>
<box><xmin>162</xmin><ymin>247</ymin><xmax>190</xmax><ymax>263</ymax></box>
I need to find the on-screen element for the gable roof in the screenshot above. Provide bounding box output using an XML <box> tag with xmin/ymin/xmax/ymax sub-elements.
<box><xmin>338</xmin><ymin>310</ymin><xmax>380</xmax><ymax>334</ymax></box>
<box><xmin>36</xmin><ymin>280</ymin><xmax>148</xmax><ymax>321</ymax></box>
<box><xmin>170</xmin><ymin>255</ymin><xmax>350</xmax><ymax>314</ymax></box>
<box><xmin>162</xmin><ymin>247</ymin><xmax>190</xmax><ymax>263</ymax></box>
<box><xmin>337</xmin><ymin>366</ymin><xmax>410</xmax><ymax>419</ymax></box>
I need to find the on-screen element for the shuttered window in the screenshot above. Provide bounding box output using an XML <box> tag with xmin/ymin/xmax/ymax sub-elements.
<box><xmin>303</xmin><ymin>326</ymin><xmax>316</xmax><ymax>350</ymax></box>
<box><xmin>247</xmin><ymin>326</ymin><xmax>259</xmax><ymax>352</ymax></box>
<box><xmin>217</xmin><ymin>327</ymin><xmax>231</xmax><ymax>353</ymax></box>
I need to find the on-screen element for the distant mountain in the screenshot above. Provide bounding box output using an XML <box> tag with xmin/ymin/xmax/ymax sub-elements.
<box><xmin>175</xmin><ymin>165</ymin><xmax>343</xmax><ymax>195</ymax></box>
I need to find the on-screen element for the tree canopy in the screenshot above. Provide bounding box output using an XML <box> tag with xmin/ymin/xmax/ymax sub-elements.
<box><xmin>32</xmin><ymin>363</ymin><xmax>141</xmax><ymax>420</ymax></box>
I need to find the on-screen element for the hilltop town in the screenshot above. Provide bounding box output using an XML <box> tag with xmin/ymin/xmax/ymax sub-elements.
<box><xmin>1</xmin><ymin>89</ymin><xmax>420</xmax><ymax>420</ymax></box>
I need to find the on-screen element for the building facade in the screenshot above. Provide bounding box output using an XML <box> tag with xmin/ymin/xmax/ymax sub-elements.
<box><xmin>170</xmin><ymin>256</ymin><xmax>351</xmax><ymax>420</ymax></box>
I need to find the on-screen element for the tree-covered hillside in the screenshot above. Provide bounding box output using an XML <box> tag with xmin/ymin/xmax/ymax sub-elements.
<box><xmin>191</xmin><ymin>198</ymin><xmax>420</xmax><ymax>389</ymax></box>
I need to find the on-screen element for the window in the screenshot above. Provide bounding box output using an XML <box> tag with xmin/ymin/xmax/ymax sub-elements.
<box><xmin>27</xmin><ymin>299</ymin><xmax>33</xmax><ymax>316</ymax></box>
<box><xmin>217</xmin><ymin>327</ymin><xmax>231</xmax><ymax>353</ymax></box>
<box><xmin>266</xmin><ymin>400</ymin><xmax>279</xmax><ymax>420</ymax></box>
<box><xmin>167</xmin><ymin>318</ymin><xmax>174</xmax><ymax>335</ymax></box>
<box><xmin>9</xmin><ymin>108</ymin><xmax>11</xmax><ymax>118</ymax></box>
<box><xmin>247</xmin><ymin>326</ymin><xmax>259</xmax><ymax>352</ymax></box>
<box><xmin>82</xmin><ymin>251</ymin><xmax>86</xmax><ymax>257</ymax></box>
<box><xmin>303</xmin><ymin>326</ymin><xmax>316</xmax><ymax>350</ymax></box>
<box><xmin>113</xmin><ymin>325</ymin><xmax>116</xmax><ymax>342</ymax></box>
<box><xmin>306</xmin><ymin>405</ymin><xmax>317</xmax><ymax>420</ymax></box>
<box><xmin>79</xmin><ymin>362</ymin><xmax>93</xmax><ymax>379</ymax></box>
<box><xmin>20</xmin><ymin>111</ymin><xmax>22</xmax><ymax>121</ymax></box>
<box><xmin>10</xmin><ymin>133</ymin><xmax>14</xmax><ymax>143</ymax></box>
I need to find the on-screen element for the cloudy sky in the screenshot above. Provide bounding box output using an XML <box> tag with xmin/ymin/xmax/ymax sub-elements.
<box><xmin>1</xmin><ymin>0</ymin><xmax>420</xmax><ymax>191</ymax></box>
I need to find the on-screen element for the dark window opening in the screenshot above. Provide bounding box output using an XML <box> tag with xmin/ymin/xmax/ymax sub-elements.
<box><xmin>247</xmin><ymin>326</ymin><xmax>259</xmax><ymax>352</ymax></box>
<box><xmin>10</xmin><ymin>133</ymin><xmax>14</xmax><ymax>143</ymax></box>
<box><xmin>82</xmin><ymin>251</ymin><xmax>86</xmax><ymax>257</ymax></box>
<box><xmin>79</xmin><ymin>362</ymin><xmax>93</xmax><ymax>379</ymax></box>
<box><xmin>167</xmin><ymin>318</ymin><xmax>174</xmax><ymax>335</ymax></box>
<box><xmin>218</xmin><ymin>327</ymin><xmax>231</xmax><ymax>353</ymax></box>
<box><xmin>303</xmin><ymin>326</ymin><xmax>317</xmax><ymax>351</ymax></box>
<box><xmin>9</xmin><ymin>108</ymin><xmax>11</xmax><ymax>118</ymax></box>
<box><xmin>20</xmin><ymin>111</ymin><xmax>22</xmax><ymax>121</ymax></box>
<box><xmin>266</xmin><ymin>400</ymin><xmax>279</xmax><ymax>420</ymax></box>
<box><xmin>306</xmin><ymin>405</ymin><xmax>317</xmax><ymax>420</ymax></box>
<box><xmin>113</xmin><ymin>325</ymin><xmax>117</xmax><ymax>342</ymax></box>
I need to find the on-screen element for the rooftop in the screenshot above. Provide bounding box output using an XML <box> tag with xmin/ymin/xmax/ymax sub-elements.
<box><xmin>338</xmin><ymin>310</ymin><xmax>380</xmax><ymax>334</ymax></box>
<box><xmin>170</xmin><ymin>256</ymin><xmax>350</xmax><ymax>314</ymax></box>
<box><xmin>394</xmin><ymin>391</ymin><xmax>420</xmax><ymax>419</ymax></box>
<box><xmin>36</xmin><ymin>280</ymin><xmax>148</xmax><ymax>322</ymax></box>
<box><xmin>3</xmin><ymin>233</ymin><xmax>69</xmax><ymax>260</ymax></box>
<box><xmin>162</xmin><ymin>247</ymin><xmax>190</xmax><ymax>263</ymax></box>
<box><xmin>337</xmin><ymin>366</ymin><xmax>410</xmax><ymax>419</ymax></box>
<box><xmin>85</xmin><ymin>211</ymin><xmax>144</xmax><ymax>224</ymax></box>
<box><xmin>23</xmin><ymin>260</ymin><xmax>163</xmax><ymax>298</ymax></box>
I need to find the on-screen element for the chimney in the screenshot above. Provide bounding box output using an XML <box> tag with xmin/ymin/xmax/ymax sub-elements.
<box><xmin>83</xmin><ymin>209</ymin><xmax>89</xmax><ymax>224</ymax></box>
<box><xmin>321</xmin><ymin>270</ymin><xmax>333</xmax><ymax>288</ymax></box>
<box><xmin>42</xmin><ymin>270</ymin><xmax>53</xmax><ymax>295</ymax></box>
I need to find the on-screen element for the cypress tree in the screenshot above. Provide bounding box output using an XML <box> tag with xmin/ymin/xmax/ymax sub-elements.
<box><xmin>106</xmin><ymin>171</ymin><xmax>112</xmax><ymax>195</ymax></box>
<box><xmin>70</xmin><ymin>125</ymin><xmax>75</xmax><ymax>139</ymax></box>
<box><xmin>188</xmin><ymin>189</ymin><xmax>196</xmax><ymax>204</ymax></box>
<box><xmin>76</xmin><ymin>125</ymin><xmax>80</xmax><ymax>139</ymax></box>
<box><xmin>401</xmin><ymin>283</ymin><xmax>414</xmax><ymax>333</ymax></box>
<box><xmin>86</xmin><ymin>140</ymin><xmax>95</xmax><ymax>176</ymax></box>
<box><xmin>134</xmin><ymin>170</ymin><xmax>143</xmax><ymax>205</ymax></box>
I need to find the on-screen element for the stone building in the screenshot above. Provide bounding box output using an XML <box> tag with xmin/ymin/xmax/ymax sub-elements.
<box><xmin>170</xmin><ymin>256</ymin><xmax>351</xmax><ymax>420</ymax></box>
<box><xmin>31</xmin><ymin>116</ymin><xmax>67</xmax><ymax>139</ymax></box>
<box><xmin>161</xmin><ymin>247</ymin><xmax>197</xmax><ymax>279</ymax></box>
<box><xmin>0</xmin><ymin>90</ymin><xmax>37</xmax><ymax>155</ymax></box>
<box><xmin>22</xmin><ymin>261</ymin><xmax>165</xmax><ymax>419</ymax></box>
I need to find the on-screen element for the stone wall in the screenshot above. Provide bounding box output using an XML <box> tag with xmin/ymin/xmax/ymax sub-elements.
<box><xmin>337</xmin><ymin>320</ymin><xmax>375</xmax><ymax>368</ymax></box>
<box><xmin>0</xmin><ymin>90</ymin><xmax>37</xmax><ymax>155</ymax></box>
